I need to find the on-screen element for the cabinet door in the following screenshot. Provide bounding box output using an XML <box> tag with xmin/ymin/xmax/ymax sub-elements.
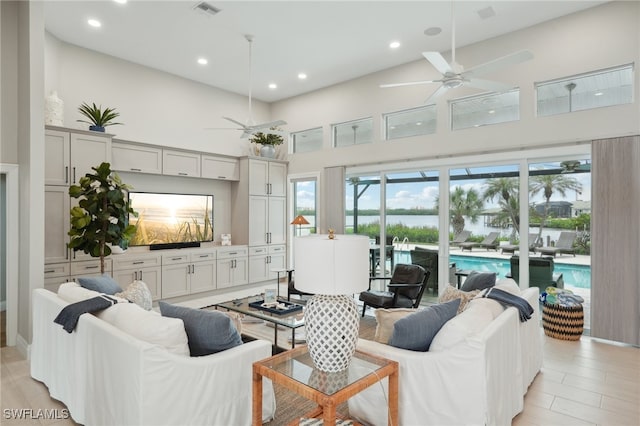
<box><xmin>112</xmin><ymin>142</ymin><xmax>162</xmax><ymax>174</ymax></box>
<box><xmin>216</xmin><ymin>259</ymin><xmax>234</xmax><ymax>289</ymax></box>
<box><xmin>161</xmin><ymin>263</ymin><xmax>190</xmax><ymax>298</ymax></box>
<box><xmin>249</xmin><ymin>159</ymin><xmax>270</xmax><ymax>196</ymax></box>
<box><xmin>190</xmin><ymin>261</ymin><xmax>216</xmax><ymax>294</ymax></box>
<box><xmin>231</xmin><ymin>257</ymin><xmax>249</xmax><ymax>286</ymax></box>
<box><xmin>268</xmin><ymin>247</ymin><xmax>287</xmax><ymax>280</ymax></box>
<box><xmin>70</xmin><ymin>133</ymin><xmax>111</xmax><ymax>184</ymax></box>
<box><xmin>163</xmin><ymin>150</ymin><xmax>201</xmax><ymax>177</ymax></box>
<box><xmin>268</xmin><ymin>162</ymin><xmax>287</xmax><ymax>197</ymax></box>
<box><xmin>249</xmin><ymin>254</ymin><xmax>269</xmax><ymax>283</ymax></box>
<box><xmin>201</xmin><ymin>156</ymin><xmax>239</xmax><ymax>181</ymax></box>
<box><xmin>45</xmin><ymin>186</ymin><xmax>70</xmax><ymax>264</ymax></box>
<box><xmin>113</xmin><ymin>266</ymin><xmax>162</xmax><ymax>301</ymax></box>
<box><xmin>249</xmin><ymin>196</ymin><xmax>269</xmax><ymax>246</ymax></box>
<box><xmin>268</xmin><ymin>197</ymin><xmax>287</xmax><ymax>245</ymax></box>
<box><xmin>45</xmin><ymin>130</ymin><xmax>70</xmax><ymax>185</ymax></box>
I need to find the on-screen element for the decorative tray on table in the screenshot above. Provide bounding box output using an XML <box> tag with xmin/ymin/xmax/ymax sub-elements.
<box><xmin>248</xmin><ymin>300</ymin><xmax>303</xmax><ymax>315</ymax></box>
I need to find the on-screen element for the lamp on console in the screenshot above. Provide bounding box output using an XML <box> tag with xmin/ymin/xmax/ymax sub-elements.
<box><xmin>290</xmin><ymin>215</ymin><xmax>309</xmax><ymax>236</ymax></box>
<box><xmin>294</xmin><ymin>233</ymin><xmax>369</xmax><ymax>372</ymax></box>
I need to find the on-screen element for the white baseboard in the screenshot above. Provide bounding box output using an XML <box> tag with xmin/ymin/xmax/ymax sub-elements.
<box><xmin>15</xmin><ymin>334</ymin><xmax>30</xmax><ymax>360</ymax></box>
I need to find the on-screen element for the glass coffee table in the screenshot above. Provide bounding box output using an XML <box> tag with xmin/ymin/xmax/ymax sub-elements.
<box><xmin>252</xmin><ymin>345</ymin><xmax>398</xmax><ymax>425</ymax></box>
<box><xmin>208</xmin><ymin>294</ymin><xmax>305</xmax><ymax>352</ymax></box>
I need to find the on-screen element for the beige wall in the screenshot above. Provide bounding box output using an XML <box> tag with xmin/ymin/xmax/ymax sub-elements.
<box><xmin>1</xmin><ymin>1</ymin><xmax>19</xmax><ymax>164</ymax></box>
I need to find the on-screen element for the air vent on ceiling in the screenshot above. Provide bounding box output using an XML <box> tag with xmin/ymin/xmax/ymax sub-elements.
<box><xmin>194</xmin><ymin>2</ymin><xmax>221</xmax><ymax>17</ymax></box>
<box><xmin>477</xmin><ymin>6</ymin><xmax>496</xmax><ymax>20</ymax></box>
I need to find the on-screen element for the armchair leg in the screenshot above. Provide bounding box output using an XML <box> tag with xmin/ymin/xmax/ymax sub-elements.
<box><xmin>361</xmin><ymin>303</ymin><xmax>367</xmax><ymax>317</ymax></box>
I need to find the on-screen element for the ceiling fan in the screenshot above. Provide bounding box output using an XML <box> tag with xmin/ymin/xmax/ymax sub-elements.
<box><xmin>380</xmin><ymin>3</ymin><xmax>533</xmax><ymax>104</ymax></box>
<box><xmin>207</xmin><ymin>35</ymin><xmax>287</xmax><ymax>139</ymax></box>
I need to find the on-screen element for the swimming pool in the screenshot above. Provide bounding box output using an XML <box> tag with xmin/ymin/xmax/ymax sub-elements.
<box><xmin>395</xmin><ymin>252</ymin><xmax>591</xmax><ymax>289</ymax></box>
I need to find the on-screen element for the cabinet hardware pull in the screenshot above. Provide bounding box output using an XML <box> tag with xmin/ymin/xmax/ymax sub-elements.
<box><xmin>139</xmin><ymin>270</ymin><xmax>143</xmax><ymax>280</ymax></box>
<box><xmin>65</xmin><ymin>166</ymin><xmax>69</xmax><ymax>183</ymax></box>
<box><xmin>45</xmin><ymin>269</ymin><xmax>55</xmax><ymax>273</ymax></box>
<box><xmin>172</xmin><ymin>257</ymin><xmax>182</xmax><ymax>261</ymax></box>
<box><xmin>134</xmin><ymin>271</ymin><xmax>138</xmax><ymax>280</ymax></box>
<box><xmin>199</xmin><ymin>254</ymin><xmax>208</xmax><ymax>258</ymax></box>
<box><xmin>229</xmin><ymin>252</ymin><xmax>237</xmax><ymax>255</ymax></box>
<box><xmin>133</xmin><ymin>261</ymin><xmax>144</xmax><ymax>265</ymax></box>
<box><xmin>217</xmin><ymin>176</ymin><xmax>226</xmax><ymax>179</ymax></box>
<box><xmin>85</xmin><ymin>266</ymin><xmax>99</xmax><ymax>269</ymax></box>
<box><xmin>178</xmin><ymin>172</ymin><xmax>188</xmax><ymax>176</ymax></box>
<box><xmin>73</xmin><ymin>167</ymin><xmax>76</xmax><ymax>183</ymax></box>
<box><xmin>131</xmin><ymin>168</ymin><xmax>142</xmax><ymax>171</ymax></box>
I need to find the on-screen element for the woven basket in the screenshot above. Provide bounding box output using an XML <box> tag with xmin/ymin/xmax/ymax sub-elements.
<box><xmin>542</xmin><ymin>302</ymin><xmax>584</xmax><ymax>341</ymax></box>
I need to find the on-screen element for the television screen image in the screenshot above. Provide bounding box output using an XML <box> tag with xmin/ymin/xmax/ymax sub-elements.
<box><xmin>128</xmin><ymin>192</ymin><xmax>213</xmax><ymax>246</ymax></box>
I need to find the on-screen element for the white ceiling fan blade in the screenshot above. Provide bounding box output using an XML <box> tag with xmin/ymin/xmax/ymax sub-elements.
<box><xmin>465</xmin><ymin>78</ymin><xmax>513</xmax><ymax>93</ymax></box>
<box><xmin>462</xmin><ymin>50</ymin><xmax>533</xmax><ymax>78</ymax></box>
<box><xmin>222</xmin><ymin>116</ymin><xmax>248</xmax><ymax>128</ymax></box>
<box><xmin>204</xmin><ymin>127</ymin><xmax>242</xmax><ymax>130</ymax></box>
<box><xmin>380</xmin><ymin>79</ymin><xmax>440</xmax><ymax>88</ymax></box>
<box><xmin>424</xmin><ymin>85</ymin><xmax>449</xmax><ymax>105</ymax></box>
<box><xmin>251</xmin><ymin>120</ymin><xmax>287</xmax><ymax>130</ymax></box>
<box><xmin>423</xmin><ymin>52</ymin><xmax>453</xmax><ymax>75</ymax></box>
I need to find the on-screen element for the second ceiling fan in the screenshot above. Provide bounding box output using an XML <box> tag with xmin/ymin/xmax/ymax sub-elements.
<box><xmin>381</xmin><ymin>3</ymin><xmax>533</xmax><ymax>104</ymax></box>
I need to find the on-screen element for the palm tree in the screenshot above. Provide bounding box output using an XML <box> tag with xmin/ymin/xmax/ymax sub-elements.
<box><xmin>530</xmin><ymin>174</ymin><xmax>582</xmax><ymax>238</ymax></box>
<box><xmin>448</xmin><ymin>186</ymin><xmax>484</xmax><ymax>236</ymax></box>
<box><xmin>483</xmin><ymin>177</ymin><xmax>520</xmax><ymax>241</ymax></box>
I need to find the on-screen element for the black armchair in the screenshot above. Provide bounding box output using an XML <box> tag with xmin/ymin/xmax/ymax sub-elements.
<box><xmin>286</xmin><ymin>269</ymin><xmax>313</xmax><ymax>301</ymax></box>
<box><xmin>359</xmin><ymin>264</ymin><xmax>430</xmax><ymax>317</ymax></box>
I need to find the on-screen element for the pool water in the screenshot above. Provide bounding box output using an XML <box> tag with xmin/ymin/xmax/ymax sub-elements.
<box><xmin>395</xmin><ymin>253</ymin><xmax>591</xmax><ymax>289</ymax></box>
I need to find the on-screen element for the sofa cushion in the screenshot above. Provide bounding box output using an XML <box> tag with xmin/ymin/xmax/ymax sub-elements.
<box><xmin>388</xmin><ymin>299</ymin><xmax>460</xmax><ymax>351</ymax></box>
<box><xmin>115</xmin><ymin>280</ymin><xmax>152</xmax><ymax>311</ymax></box>
<box><xmin>494</xmin><ymin>278</ymin><xmax>521</xmax><ymax>295</ymax></box>
<box><xmin>77</xmin><ymin>274</ymin><xmax>123</xmax><ymax>295</ymax></box>
<box><xmin>58</xmin><ymin>281</ymin><xmax>102</xmax><ymax>303</ymax></box>
<box><xmin>159</xmin><ymin>302</ymin><xmax>243</xmax><ymax>356</ymax></box>
<box><xmin>464</xmin><ymin>297</ymin><xmax>504</xmax><ymax>319</ymax></box>
<box><xmin>97</xmin><ymin>303</ymin><xmax>190</xmax><ymax>356</ymax></box>
<box><xmin>460</xmin><ymin>272</ymin><xmax>496</xmax><ymax>292</ymax></box>
<box><xmin>429</xmin><ymin>304</ymin><xmax>494</xmax><ymax>351</ymax></box>
<box><xmin>373</xmin><ymin>308</ymin><xmax>416</xmax><ymax>344</ymax></box>
<box><xmin>438</xmin><ymin>285</ymin><xmax>480</xmax><ymax>314</ymax></box>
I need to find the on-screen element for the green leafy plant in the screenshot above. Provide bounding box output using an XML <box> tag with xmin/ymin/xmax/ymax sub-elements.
<box><xmin>249</xmin><ymin>128</ymin><xmax>284</xmax><ymax>146</ymax></box>
<box><xmin>77</xmin><ymin>102</ymin><xmax>123</xmax><ymax>128</ymax></box>
<box><xmin>68</xmin><ymin>162</ymin><xmax>137</xmax><ymax>273</ymax></box>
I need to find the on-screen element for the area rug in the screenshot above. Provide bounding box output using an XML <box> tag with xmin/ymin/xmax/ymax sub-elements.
<box><xmin>264</xmin><ymin>315</ymin><xmax>377</xmax><ymax>425</ymax></box>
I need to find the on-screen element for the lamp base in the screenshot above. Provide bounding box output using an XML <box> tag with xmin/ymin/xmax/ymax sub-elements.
<box><xmin>305</xmin><ymin>294</ymin><xmax>360</xmax><ymax>372</ymax></box>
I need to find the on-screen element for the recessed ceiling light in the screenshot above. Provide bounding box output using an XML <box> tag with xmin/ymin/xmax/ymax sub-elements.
<box><xmin>87</xmin><ymin>19</ymin><xmax>101</xmax><ymax>28</ymax></box>
<box><xmin>298</xmin><ymin>73</ymin><xmax>307</xmax><ymax>80</ymax></box>
<box><xmin>268</xmin><ymin>83</ymin><xmax>277</xmax><ymax>90</ymax></box>
<box><xmin>389</xmin><ymin>41</ymin><xmax>401</xmax><ymax>49</ymax></box>
<box><xmin>488</xmin><ymin>110</ymin><xmax>496</xmax><ymax>114</ymax></box>
<box><xmin>415</xmin><ymin>122</ymin><xmax>422</xmax><ymax>126</ymax></box>
<box><xmin>113</xmin><ymin>0</ymin><xmax>127</xmax><ymax>4</ymax></box>
<box><xmin>594</xmin><ymin>91</ymin><xmax>604</xmax><ymax>96</ymax></box>
<box><xmin>424</xmin><ymin>27</ymin><xmax>441</xmax><ymax>36</ymax></box>
<box><xmin>197</xmin><ymin>58</ymin><xmax>208</xmax><ymax>65</ymax></box>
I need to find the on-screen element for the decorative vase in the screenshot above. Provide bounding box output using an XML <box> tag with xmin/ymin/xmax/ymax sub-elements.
<box><xmin>89</xmin><ymin>125</ymin><xmax>106</xmax><ymax>132</ymax></box>
<box><xmin>260</xmin><ymin>145</ymin><xmax>276</xmax><ymax>158</ymax></box>
<box><xmin>45</xmin><ymin>91</ymin><xmax>64</xmax><ymax>126</ymax></box>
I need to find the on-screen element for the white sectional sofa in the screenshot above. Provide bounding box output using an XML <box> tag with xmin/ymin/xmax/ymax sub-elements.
<box><xmin>349</xmin><ymin>284</ymin><xmax>541</xmax><ymax>426</ymax></box>
<box><xmin>31</xmin><ymin>287</ymin><xmax>276</xmax><ymax>426</ymax></box>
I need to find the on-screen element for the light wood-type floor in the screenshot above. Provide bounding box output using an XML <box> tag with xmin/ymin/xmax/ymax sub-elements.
<box><xmin>1</xmin><ymin>332</ymin><xmax>638</xmax><ymax>425</ymax></box>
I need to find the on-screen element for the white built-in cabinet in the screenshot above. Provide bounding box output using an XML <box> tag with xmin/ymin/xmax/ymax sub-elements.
<box><xmin>112</xmin><ymin>253</ymin><xmax>162</xmax><ymax>300</ymax></box>
<box><xmin>216</xmin><ymin>247</ymin><xmax>249</xmax><ymax>289</ymax></box>
<box><xmin>201</xmin><ymin>155</ymin><xmax>240</xmax><ymax>181</ymax></box>
<box><xmin>112</xmin><ymin>141</ymin><xmax>162</xmax><ymax>174</ymax></box>
<box><xmin>249</xmin><ymin>245</ymin><xmax>286</xmax><ymax>283</ymax></box>
<box><xmin>161</xmin><ymin>251</ymin><xmax>216</xmax><ymax>298</ymax></box>
<box><xmin>44</xmin><ymin>126</ymin><xmax>113</xmax><ymax>285</ymax></box>
<box><xmin>162</xmin><ymin>149</ymin><xmax>201</xmax><ymax>177</ymax></box>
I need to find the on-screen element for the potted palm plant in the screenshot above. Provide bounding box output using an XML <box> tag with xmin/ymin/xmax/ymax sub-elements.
<box><xmin>77</xmin><ymin>102</ymin><xmax>123</xmax><ymax>132</ymax></box>
<box><xmin>68</xmin><ymin>162</ymin><xmax>138</xmax><ymax>274</ymax></box>
<box><xmin>249</xmin><ymin>128</ymin><xmax>284</xmax><ymax>158</ymax></box>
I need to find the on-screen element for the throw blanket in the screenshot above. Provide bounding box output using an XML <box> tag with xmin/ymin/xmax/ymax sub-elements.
<box><xmin>481</xmin><ymin>288</ymin><xmax>534</xmax><ymax>322</ymax></box>
<box><xmin>54</xmin><ymin>295</ymin><xmax>119</xmax><ymax>333</ymax></box>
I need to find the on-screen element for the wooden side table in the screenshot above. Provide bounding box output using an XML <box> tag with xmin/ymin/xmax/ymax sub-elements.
<box><xmin>252</xmin><ymin>345</ymin><xmax>398</xmax><ymax>425</ymax></box>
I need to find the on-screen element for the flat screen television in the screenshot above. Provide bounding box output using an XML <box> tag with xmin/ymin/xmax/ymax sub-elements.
<box><xmin>128</xmin><ymin>192</ymin><xmax>213</xmax><ymax>246</ymax></box>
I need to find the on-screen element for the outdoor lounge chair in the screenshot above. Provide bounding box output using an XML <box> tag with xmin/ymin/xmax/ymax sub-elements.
<box><xmin>507</xmin><ymin>255</ymin><xmax>564</xmax><ymax>292</ymax></box>
<box><xmin>459</xmin><ymin>231</ymin><xmax>500</xmax><ymax>252</ymax></box>
<box><xmin>500</xmin><ymin>233</ymin><xmax>540</xmax><ymax>254</ymax></box>
<box><xmin>450</xmin><ymin>230</ymin><xmax>471</xmax><ymax>247</ymax></box>
<box><xmin>535</xmin><ymin>231</ymin><xmax>577</xmax><ymax>257</ymax></box>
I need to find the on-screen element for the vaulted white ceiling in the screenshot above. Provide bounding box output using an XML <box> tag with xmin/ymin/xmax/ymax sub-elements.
<box><xmin>43</xmin><ymin>1</ymin><xmax>609</xmax><ymax>103</ymax></box>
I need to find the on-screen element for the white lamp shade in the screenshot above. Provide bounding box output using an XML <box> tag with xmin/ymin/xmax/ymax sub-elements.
<box><xmin>294</xmin><ymin>234</ymin><xmax>369</xmax><ymax>295</ymax></box>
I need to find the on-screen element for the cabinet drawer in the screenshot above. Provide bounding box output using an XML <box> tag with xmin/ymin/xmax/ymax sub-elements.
<box><xmin>113</xmin><ymin>254</ymin><xmax>161</xmax><ymax>270</ymax></box>
<box><xmin>268</xmin><ymin>245</ymin><xmax>286</xmax><ymax>255</ymax></box>
<box><xmin>249</xmin><ymin>246</ymin><xmax>269</xmax><ymax>256</ymax></box>
<box><xmin>190</xmin><ymin>252</ymin><xmax>216</xmax><ymax>262</ymax></box>
<box><xmin>44</xmin><ymin>262</ymin><xmax>70</xmax><ymax>278</ymax></box>
<box><xmin>71</xmin><ymin>259</ymin><xmax>112</xmax><ymax>276</ymax></box>
<box><xmin>217</xmin><ymin>247</ymin><xmax>248</xmax><ymax>259</ymax></box>
<box><xmin>163</xmin><ymin>254</ymin><xmax>189</xmax><ymax>265</ymax></box>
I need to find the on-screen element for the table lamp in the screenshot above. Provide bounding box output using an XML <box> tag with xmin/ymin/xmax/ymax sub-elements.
<box><xmin>290</xmin><ymin>214</ymin><xmax>309</xmax><ymax>236</ymax></box>
<box><xmin>294</xmin><ymin>233</ymin><xmax>369</xmax><ymax>372</ymax></box>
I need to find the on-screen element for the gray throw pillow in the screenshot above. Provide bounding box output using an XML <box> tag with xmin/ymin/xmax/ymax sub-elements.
<box><xmin>460</xmin><ymin>272</ymin><xmax>497</xmax><ymax>292</ymax></box>
<box><xmin>389</xmin><ymin>299</ymin><xmax>460</xmax><ymax>351</ymax></box>
<box><xmin>77</xmin><ymin>274</ymin><xmax>123</xmax><ymax>295</ymax></box>
<box><xmin>159</xmin><ymin>302</ymin><xmax>242</xmax><ymax>356</ymax></box>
